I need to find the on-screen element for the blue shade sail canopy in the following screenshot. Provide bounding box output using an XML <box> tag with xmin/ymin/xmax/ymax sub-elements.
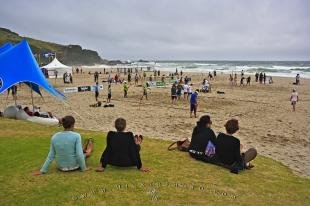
<box><xmin>0</xmin><ymin>39</ymin><xmax>66</xmax><ymax>100</ymax></box>
<box><xmin>1</xmin><ymin>42</ymin><xmax>42</xmax><ymax>97</ymax></box>
<box><xmin>0</xmin><ymin>42</ymin><xmax>13</xmax><ymax>54</ymax></box>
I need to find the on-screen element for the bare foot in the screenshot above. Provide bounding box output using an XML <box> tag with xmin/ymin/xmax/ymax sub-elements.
<box><xmin>140</xmin><ymin>167</ymin><xmax>150</xmax><ymax>172</ymax></box>
<box><xmin>95</xmin><ymin>166</ymin><xmax>105</xmax><ymax>172</ymax></box>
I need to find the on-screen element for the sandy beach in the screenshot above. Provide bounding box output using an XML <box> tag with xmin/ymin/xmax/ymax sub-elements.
<box><xmin>1</xmin><ymin>70</ymin><xmax>309</xmax><ymax>177</ymax></box>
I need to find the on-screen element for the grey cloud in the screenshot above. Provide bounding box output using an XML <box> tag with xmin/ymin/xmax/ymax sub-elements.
<box><xmin>0</xmin><ymin>0</ymin><xmax>309</xmax><ymax>60</ymax></box>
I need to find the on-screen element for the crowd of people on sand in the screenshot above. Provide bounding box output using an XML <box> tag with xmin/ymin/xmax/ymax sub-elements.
<box><xmin>228</xmin><ymin>70</ymin><xmax>274</xmax><ymax>86</ymax></box>
<box><xmin>0</xmin><ymin>66</ymin><xmax>304</xmax><ymax>175</ymax></box>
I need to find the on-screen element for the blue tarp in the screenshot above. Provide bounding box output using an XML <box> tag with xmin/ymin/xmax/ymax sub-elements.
<box><xmin>0</xmin><ymin>39</ymin><xmax>66</xmax><ymax>100</ymax></box>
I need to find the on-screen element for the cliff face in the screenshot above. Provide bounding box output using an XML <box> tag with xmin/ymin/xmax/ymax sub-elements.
<box><xmin>0</xmin><ymin>28</ymin><xmax>104</xmax><ymax>66</ymax></box>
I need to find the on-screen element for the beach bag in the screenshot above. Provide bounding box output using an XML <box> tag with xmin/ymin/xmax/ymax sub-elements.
<box><xmin>168</xmin><ymin>138</ymin><xmax>191</xmax><ymax>152</ymax></box>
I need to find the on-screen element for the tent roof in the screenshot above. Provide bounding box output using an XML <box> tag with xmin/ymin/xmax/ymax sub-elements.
<box><xmin>0</xmin><ymin>39</ymin><xmax>66</xmax><ymax>101</ymax></box>
<box><xmin>42</xmin><ymin>57</ymin><xmax>70</xmax><ymax>69</ymax></box>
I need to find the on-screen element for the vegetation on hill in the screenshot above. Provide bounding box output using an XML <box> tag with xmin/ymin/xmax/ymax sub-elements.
<box><xmin>0</xmin><ymin>27</ymin><xmax>118</xmax><ymax>66</ymax></box>
<box><xmin>0</xmin><ymin>118</ymin><xmax>309</xmax><ymax>206</ymax></box>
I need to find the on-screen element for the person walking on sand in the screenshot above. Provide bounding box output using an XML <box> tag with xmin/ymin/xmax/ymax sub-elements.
<box><xmin>94</xmin><ymin>71</ymin><xmax>99</xmax><ymax>82</ymax></box>
<box><xmin>246</xmin><ymin>76</ymin><xmax>251</xmax><ymax>85</ymax></box>
<box><xmin>94</xmin><ymin>82</ymin><xmax>100</xmax><ymax>102</ymax></box>
<box><xmin>290</xmin><ymin>89</ymin><xmax>299</xmax><ymax>112</ymax></box>
<box><xmin>295</xmin><ymin>74</ymin><xmax>300</xmax><ymax>85</ymax></box>
<box><xmin>240</xmin><ymin>76</ymin><xmax>245</xmax><ymax>86</ymax></box>
<box><xmin>187</xmin><ymin>83</ymin><xmax>193</xmax><ymax>100</ymax></box>
<box><xmin>190</xmin><ymin>90</ymin><xmax>199</xmax><ymax>118</ymax></box>
<box><xmin>107</xmin><ymin>84</ymin><xmax>112</xmax><ymax>103</ymax></box>
<box><xmin>140</xmin><ymin>82</ymin><xmax>150</xmax><ymax>100</ymax></box>
<box><xmin>255</xmin><ymin>72</ymin><xmax>259</xmax><ymax>82</ymax></box>
<box><xmin>234</xmin><ymin>73</ymin><xmax>237</xmax><ymax>86</ymax></box>
<box><xmin>171</xmin><ymin>83</ymin><xmax>177</xmax><ymax>104</ymax></box>
<box><xmin>183</xmin><ymin>83</ymin><xmax>189</xmax><ymax>99</ymax></box>
<box><xmin>229</xmin><ymin>74</ymin><xmax>233</xmax><ymax>85</ymax></box>
<box><xmin>134</xmin><ymin>73</ymin><xmax>139</xmax><ymax>85</ymax></box>
<box><xmin>123</xmin><ymin>81</ymin><xmax>129</xmax><ymax>98</ymax></box>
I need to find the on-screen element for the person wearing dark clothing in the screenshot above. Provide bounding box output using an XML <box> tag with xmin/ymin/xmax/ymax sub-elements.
<box><xmin>240</xmin><ymin>76</ymin><xmax>245</xmax><ymax>86</ymax></box>
<box><xmin>184</xmin><ymin>76</ymin><xmax>189</xmax><ymax>85</ymax></box>
<box><xmin>255</xmin><ymin>73</ymin><xmax>259</xmax><ymax>82</ymax></box>
<box><xmin>94</xmin><ymin>82</ymin><xmax>100</xmax><ymax>102</ymax></box>
<box><xmin>96</xmin><ymin>118</ymin><xmax>149</xmax><ymax>172</ymax></box>
<box><xmin>171</xmin><ymin>84</ymin><xmax>177</xmax><ymax>104</ymax></box>
<box><xmin>246</xmin><ymin>76</ymin><xmax>251</xmax><ymax>85</ymax></box>
<box><xmin>216</xmin><ymin>119</ymin><xmax>257</xmax><ymax>173</ymax></box>
<box><xmin>128</xmin><ymin>73</ymin><xmax>131</xmax><ymax>83</ymax></box>
<box><xmin>190</xmin><ymin>90</ymin><xmax>199</xmax><ymax>118</ymax></box>
<box><xmin>69</xmin><ymin>73</ymin><xmax>73</xmax><ymax>84</ymax></box>
<box><xmin>188</xmin><ymin>115</ymin><xmax>217</xmax><ymax>164</ymax></box>
<box><xmin>259</xmin><ymin>72</ymin><xmax>263</xmax><ymax>84</ymax></box>
<box><xmin>94</xmin><ymin>71</ymin><xmax>99</xmax><ymax>82</ymax></box>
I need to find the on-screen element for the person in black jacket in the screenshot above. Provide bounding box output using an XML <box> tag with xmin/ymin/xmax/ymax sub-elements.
<box><xmin>216</xmin><ymin>119</ymin><xmax>257</xmax><ymax>173</ymax></box>
<box><xmin>188</xmin><ymin>115</ymin><xmax>217</xmax><ymax>164</ymax></box>
<box><xmin>96</xmin><ymin>118</ymin><xmax>149</xmax><ymax>172</ymax></box>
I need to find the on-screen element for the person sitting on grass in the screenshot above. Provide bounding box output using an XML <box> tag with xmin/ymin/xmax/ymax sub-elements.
<box><xmin>216</xmin><ymin>119</ymin><xmax>257</xmax><ymax>174</ymax></box>
<box><xmin>188</xmin><ymin>115</ymin><xmax>217</xmax><ymax>164</ymax></box>
<box><xmin>96</xmin><ymin>118</ymin><xmax>149</xmax><ymax>172</ymax></box>
<box><xmin>34</xmin><ymin>116</ymin><xmax>93</xmax><ymax>175</ymax></box>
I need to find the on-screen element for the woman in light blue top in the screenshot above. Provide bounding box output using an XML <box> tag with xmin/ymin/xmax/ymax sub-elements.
<box><xmin>34</xmin><ymin>116</ymin><xmax>93</xmax><ymax>175</ymax></box>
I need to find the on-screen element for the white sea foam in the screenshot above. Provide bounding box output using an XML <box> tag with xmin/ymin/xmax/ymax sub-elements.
<box><xmin>82</xmin><ymin>61</ymin><xmax>310</xmax><ymax>78</ymax></box>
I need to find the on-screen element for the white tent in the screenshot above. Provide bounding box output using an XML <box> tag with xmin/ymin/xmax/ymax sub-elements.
<box><xmin>42</xmin><ymin>57</ymin><xmax>72</xmax><ymax>78</ymax></box>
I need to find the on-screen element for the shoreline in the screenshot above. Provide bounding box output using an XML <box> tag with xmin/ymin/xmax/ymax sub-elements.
<box><xmin>80</xmin><ymin>64</ymin><xmax>310</xmax><ymax>79</ymax></box>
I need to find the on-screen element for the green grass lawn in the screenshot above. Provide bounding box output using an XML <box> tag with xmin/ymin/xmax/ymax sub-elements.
<box><xmin>0</xmin><ymin>118</ymin><xmax>309</xmax><ymax>206</ymax></box>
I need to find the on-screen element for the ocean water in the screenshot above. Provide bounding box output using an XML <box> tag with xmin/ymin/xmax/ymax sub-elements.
<box><xmin>134</xmin><ymin>61</ymin><xmax>310</xmax><ymax>78</ymax></box>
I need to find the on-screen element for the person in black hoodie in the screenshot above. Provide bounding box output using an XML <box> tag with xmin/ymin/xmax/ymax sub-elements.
<box><xmin>96</xmin><ymin>118</ymin><xmax>149</xmax><ymax>172</ymax></box>
<box><xmin>216</xmin><ymin>119</ymin><xmax>257</xmax><ymax>173</ymax></box>
<box><xmin>188</xmin><ymin>115</ymin><xmax>217</xmax><ymax>164</ymax></box>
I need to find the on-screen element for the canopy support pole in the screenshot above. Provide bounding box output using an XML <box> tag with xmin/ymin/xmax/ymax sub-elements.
<box><xmin>30</xmin><ymin>83</ymin><xmax>34</xmax><ymax>111</ymax></box>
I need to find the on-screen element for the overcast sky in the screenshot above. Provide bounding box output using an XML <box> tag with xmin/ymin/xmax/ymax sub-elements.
<box><xmin>1</xmin><ymin>0</ymin><xmax>309</xmax><ymax>60</ymax></box>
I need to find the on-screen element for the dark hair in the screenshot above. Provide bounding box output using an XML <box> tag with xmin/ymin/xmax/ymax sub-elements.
<box><xmin>225</xmin><ymin>119</ymin><xmax>239</xmax><ymax>134</ymax></box>
<box><xmin>197</xmin><ymin>115</ymin><xmax>212</xmax><ymax>127</ymax></box>
<box><xmin>24</xmin><ymin>106</ymin><xmax>29</xmax><ymax>112</ymax></box>
<box><xmin>115</xmin><ymin>118</ymin><xmax>126</xmax><ymax>132</ymax></box>
<box><xmin>62</xmin><ymin>116</ymin><xmax>75</xmax><ymax>129</ymax></box>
